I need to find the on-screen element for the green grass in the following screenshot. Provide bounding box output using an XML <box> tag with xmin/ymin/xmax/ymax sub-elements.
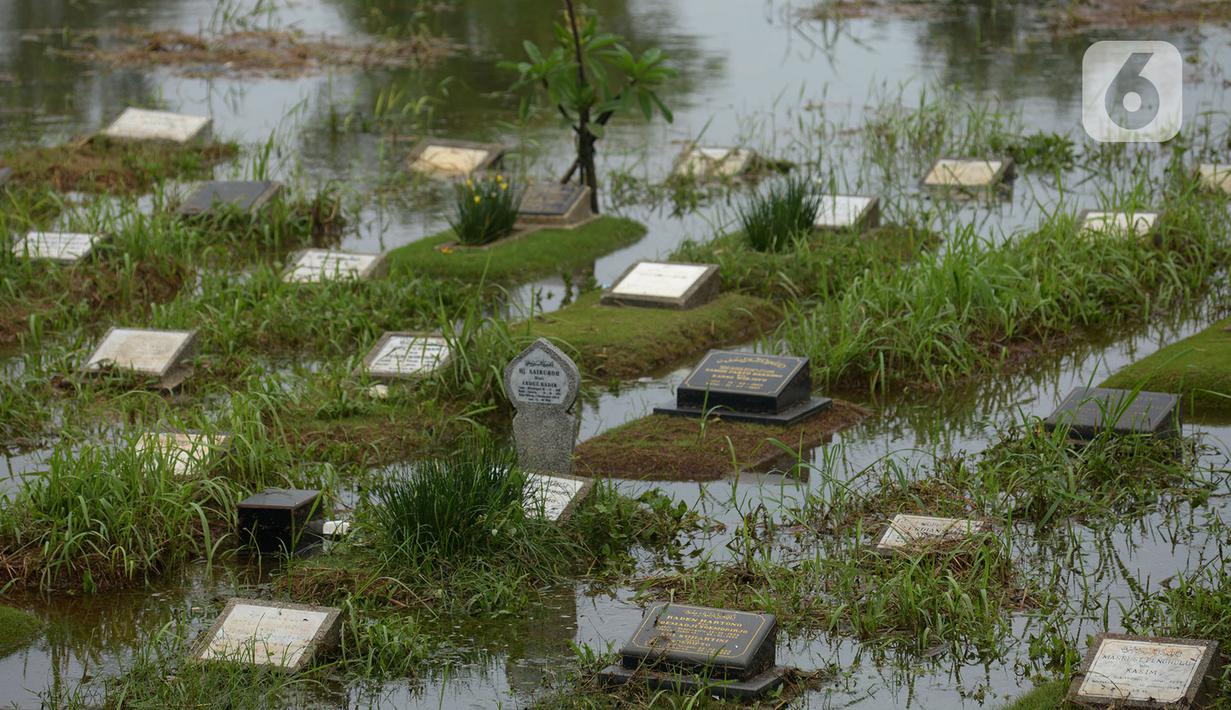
<box><xmin>1102</xmin><ymin>315</ymin><xmax>1231</xmax><ymax>420</ymax></box>
<box><xmin>525</xmin><ymin>291</ymin><xmax>781</xmax><ymax>379</ymax></box>
<box><xmin>738</xmin><ymin>176</ymin><xmax>817</xmax><ymax>252</ymax></box>
<box><xmin>0</xmin><ymin>606</ymin><xmax>41</xmax><ymax>657</ymax></box>
<box><xmin>2</xmin><ymin>137</ymin><xmax>238</xmax><ymax>194</ymax></box>
<box><xmin>383</xmin><ymin>216</ymin><xmax>646</xmax><ymax>283</ymax></box>
<box><xmin>996</xmin><ymin>680</ymin><xmax>1069</xmax><ymax>710</ymax></box>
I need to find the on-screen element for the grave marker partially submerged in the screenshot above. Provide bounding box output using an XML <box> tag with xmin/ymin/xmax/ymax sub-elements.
<box><xmin>1198</xmin><ymin>164</ymin><xmax>1231</xmax><ymax>194</ymax></box>
<box><xmin>600</xmin><ymin>261</ymin><xmax>720</xmax><ymax>310</ymax></box>
<box><xmin>361</xmin><ymin>332</ymin><xmax>451</xmax><ymax>380</ymax></box>
<box><xmin>516</xmin><ymin>183</ymin><xmax>594</xmax><ymax>228</ymax></box>
<box><xmin>1079</xmin><ymin>210</ymin><xmax>1159</xmax><ymax>240</ymax></box>
<box><xmin>1067</xmin><ymin>633</ymin><xmax>1220</xmax><ymax>708</ymax></box>
<box><xmin>136</xmin><ymin>432</ymin><xmax>229</xmax><ymax>479</ymax></box>
<box><xmin>194</xmin><ymin>598</ymin><xmax>342</xmax><ymax>673</ymax></box>
<box><xmin>176</xmin><ymin>181</ymin><xmax>283</xmax><ymax>217</ymax></box>
<box><xmin>876</xmin><ymin>514</ymin><xmax>989</xmax><ymax>552</ymax></box>
<box><xmin>814</xmin><ymin>194</ymin><xmax>880</xmax><ymax>231</ymax></box>
<box><xmin>1043</xmin><ymin>387</ymin><xmax>1181</xmax><ymax>440</ymax></box>
<box><xmin>84</xmin><ymin>327</ymin><xmax>197</xmax><ymax>381</ymax></box>
<box><xmin>505</xmin><ymin>338</ymin><xmax>581</xmax><ymax>477</ymax></box>
<box><xmin>238</xmin><ymin>488</ymin><xmax>324</xmax><ymax>555</ymax></box>
<box><xmin>406</xmin><ymin>138</ymin><xmax>505</xmax><ymax>176</ymax></box>
<box><xmin>598</xmin><ymin>602</ymin><xmax>787</xmax><ymax>700</ymax></box>
<box><xmin>673</xmin><ymin>146</ymin><xmax>756</xmax><ymax>180</ymax></box>
<box><xmin>11</xmin><ymin>231</ymin><xmax>102</xmax><ymax>263</ymax></box>
<box><xmin>284</xmin><ymin>249</ymin><xmax>385</xmax><ymax>283</ymax></box>
<box><xmin>524</xmin><ymin>473</ymin><xmax>593</xmax><ymax>522</ymax></box>
<box><xmin>922</xmin><ymin>158</ymin><xmax>1014</xmax><ymax>189</ymax></box>
<box><xmin>654</xmin><ymin>350</ymin><xmax>832</xmax><ymax>425</ymax></box>
<box><xmin>100</xmin><ymin>107</ymin><xmax>212</xmax><ymax>144</ymax></box>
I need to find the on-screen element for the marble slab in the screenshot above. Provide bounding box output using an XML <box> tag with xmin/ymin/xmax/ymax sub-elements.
<box><xmin>674</xmin><ymin>146</ymin><xmax>756</xmax><ymax>179</ymax></box>
<box><xmin>361</xmin><ymin>332</ymin><xmax>451</xmax><ymax>379</ymax></box>
<box><xmin>100</xmin><ymin>108</ymin><xmax>212</xmax><ymax>144</ymax></box>
<box><xmin>177</xmin><ymin>181</ymin><xmax>283</xmax><ymax>217</ymax></box>
<box><xmin>194</xmin><ymin>598</ymin><xmax>342</xmax><ymax>673</ymax></box>
<box><xmin>284</xmin><ymin>249</ymin><xmax>385</xmax><ymax>283</ymax></box>
<box><xmin>922</xmin><ymin>158</ymin><xmax>1012</xmax><ymax>188</ymax></box>
<box><xmin>1079</xmin><ymin>210</ymin><xmax>1160</xmax><ymax>239</ymax></box>
<box><xmin>136</xmin><ymin>432</ymin><xmax>229</xmax><ymax>478</ymax></box>
<box><xmin>814</xmin><ymin>195</ymin><xmax>880</xmax><ymax>230</ymax></box>
<box><xmin>1198</xmin><ymin>163</ymin><xmax>1231</xmax><ymax>194</ymax></box>
<box><xmin>11</xmin><ymin>231</ymin><xmax>101</xmax><ymax>263</ymax></box>
<box><xmin>876</xmin><ymin>514</ymin><xmax>988</xmax><ymax>551</ymax></box>
<box><xmin>407</xmin><ymin>139</ymin><xmax>505</xmax><ymax>176</ymax></box>
<box><xmin>84</xmin><ymin>328</ymin><xmax>197</xmax><ymax>379</ymax></box>
<box><xmin>525</xmin><ymin>473</ymin><xmax>593</xmax><ymax>522</ymax></box>
<box><xmin>1069</xmin><ymin>634</ymin><xmax>1219</xmax><ymax>708</ymax></box>
<box><xmin>601</xmin><ymin>261</ymin><xmax>720</xmax><ymax>310</ymax></box>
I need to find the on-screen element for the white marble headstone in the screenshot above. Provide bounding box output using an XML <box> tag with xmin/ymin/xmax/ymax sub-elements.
<box><xmin>1198</xmin><ymin>164</ymin><xmax>1231</xmax><ymax>194</ymax></box>
<box><xmin>100</xmin><ymin>108</ymin><xmax>212</xmax><ymax>144</ymax></box>
<box><xmin>136</xmin><ymin>432</ymin><xmax>229</xmax><ymax>478</ymax></box>
<box><xmin>11</xmin><ymin>232</ymin><xmax>101</xmax><ymax>263</ymax></box>
<box><xmin>285</xmin><ymin>250</ymin><xmax>383</xmax><ymax>283</ymax></box>
<box><xmin>1080</xmin><ymin>211</ymin><xmax>1159</xmax><ymax>238</ymax></box>
<box><xmin>923</xmin><ymin>159</ymin><xmax>1006</xmax><ymax>188</ymax></box>
<box><xmin>1077</xmin><ymin>637</ymin><xmax>1209</xmax><ymax>704</ymax></box>
<box><xmin>876</xmin><ymin>514</ymin><xmax>988</xmax><ymax>551</ymax></box>
<box><xmin>196</xmin><ymin>599</ymin><xmax>341</xmax><ymax>672</ymax></box>
<box><xmin>814</xmin><ymin>195</ymin><xmax>878</xmax><ymax>229</ymax></box>
<box><xmin>675</xmin><ymin>147</ymin><xmax>755</xmax><ymax>178</ymax></box>
<box><xmin>363</xmin><ymin>334</ymin><xmax>451</xmax><ymax>379</ymax></box>
<box><xmin>85</xmin><ymin>328</ymin><xmax>197</xmax><ymax>378</ymax></box>
<box><xmin>611</xmin><ymin>263</ymin><xmax>711</xmax><ymax>300</ymax></box>
<box><xmin>525</xmin><ymin>473</ymin><xmax>591</xmax><ymax>522</ymax></box>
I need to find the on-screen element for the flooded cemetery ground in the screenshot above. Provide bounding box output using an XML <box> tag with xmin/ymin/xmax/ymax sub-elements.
<box><xmin>4</xmin><ymin>0</ymin><xmax>1231</xmax><ymax>708</ymax></box>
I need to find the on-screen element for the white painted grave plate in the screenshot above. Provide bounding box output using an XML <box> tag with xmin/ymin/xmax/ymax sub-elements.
<box><xmin>876</xmin><ymin>514</ymin><xmax>988</xmax><ymax>551</ymax></box>
<box><xmin>611</xmin><ymin>262</ymin><xmax>711</xmax><ymax>300</ymax></box>
<box><xmin>1198</xmin><ymin>163</ymin><xmax>1231</xmax><ymax>194</ymax></box>
<box><xmin>814</xmin><ymin>195</ymin><xmax>877</xmax><ymax>229</ymax></box>
<box><xmin>675</xmin><ymin>147</ymin><xmax>755</xmax><ymax>178</ymax></box>
<box><xmin>1078</xmin><ymin>638</ymin><xmax>1206</xmax><ymax>703</ymax></box>
<box><xmin>100</xmin><ymin>108</ymin><xmax>211</xmax><ymax>144</ymax></box>
<box><xmin>12</xmin><ymin>232</ymin><xmax>100</xmax><ymax>263</ymax></box>
<box><xmin>413</xmin><ymin>145</ymin><xmax>490</xmax><ymax>175</ymax></box>
<box><xmin>197</xmin><ymin>599</ymin><xmax>341</xmax><ymax>672</ymax></box>
<box><xmin>363</xmin><ymin>333</ymin><xmax>450</xmax><ymax>379</ymax></box>
<box><xmin>1080</xmin><ymin>211</ymin><xmax>1159</xmax><ymax>238</ymax></box>
<box><xmin>285</xmin><ymin>249</ymin><xmax>383</xmax><ymax>283</ymax></box>
<box><xmin>525</xmin><ymin>473</ymin><xmax>590</xmax><ymax>522</ymax></box>
<box><xmin>923</xmin><ymin>159</ymin><xmax>1005</xmax><ymax>188</ymax></box>
<box><xmin>321</xmin><ymin>520</ymin><xmax>350</xmax><ymax>538</ymax></box>
<box><xmin>85</xmin><ymin>328</ymin><xmax>196</xmax><ymax>378</ymax></box>
<box><xmin>136</xmin><ymin>432</ymin><xmax>228</xmax><ymax>478</ymax></box>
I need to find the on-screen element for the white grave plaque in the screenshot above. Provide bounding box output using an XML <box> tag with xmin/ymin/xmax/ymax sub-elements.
<box><xmin>1198</xmin><ymin>164</ymin><xmax>1231</xmax><ymax>194</ymax></box>
<box><xmin>612</xmin><ymin>263</ymin><xmax>710</xmax><ymax>300</ymax></box>
<box><xmin>876</xmin><ymin>514</ymin><xmax>988</xmax><ymax>551</ymax></box>
<box><xmin>1080</xmin><ymin>211</ymin><xmax>1159</xmax><ymax>238</ymax></box>
<box><xmin>100</xmin><ymin>108</ymin><xmax>212</xmax><ymax>144</ymax></box>
<box><xmin>675</xmin><ymin>147</ymin><xmax>755</xmax><ymax>178</ymax></box>
<box><xmin>923</xmin><ymin>159</ymin><xmax>1008</xmax><ymax>188</ymax></box>
<box><xmin>85</xmin><ymin>328</ymin><xmax>197</xmax><ymax>378</ymax></box>
<box><xmin>525</xmin><ymin>473</ymin><xmax>591</xmax><ymax>522</ymax></box>
<box><xmin>12</xmin><ymin>232</ymin><xmax>101</xmax><ymax>263</ymax></box>
<box><xmin>1077</xmin><ymin>637</ymin><xmax>1210</xmax><ymax>704</ymax></box>
<box><xmin>363</xmin><ymin>333</ymin><xmax>450</xmax><ymax>379</ymax></box>
<box><xmin>196</xmin><ymin>599</ymin><xmax>341</xmax><ymax>672</ymax></box>
<box><xmin>814</xmin><ymin>195</ymin><xmax>878</xmax><ymax>229</ymax></box>
<box><xmin>136</xmin><ymin>432</ymin><xmax>228</xmax><ymax>478</ymax></box>
<box><xmin>285</xmin><ymin>249</ymin><xmax>384</xmax><ymax>283</ymax></box>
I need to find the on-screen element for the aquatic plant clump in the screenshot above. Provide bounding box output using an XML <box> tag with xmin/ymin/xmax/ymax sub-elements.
<box><xmin>739</xmin><ymin>177</ymin><xmax>819</xmax><ymax>252</ymax></box>
<box><xmin>448</xmin><ymin>175</ymin><xmax>519</xmax><ymax>246</ymax></box>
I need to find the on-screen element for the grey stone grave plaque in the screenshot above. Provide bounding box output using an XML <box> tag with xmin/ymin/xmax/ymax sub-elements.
<box><xmin>598</xmin><ymin>602</ymin><xmax>787</xmax><ymax>700</ymax></box>
<box><xmin>1043</xmin><ymin>387</ymin><xmax>1181</xmax><ymax>440</ymax></box>
<box><xmin>1079</xmin><ymin>210</ymin><xmax>1160</xmax><ymax>240</ymax></box>
<box><xmin>516</xmin><ymin>183</ymin><xmax>593</xmax><ymax>227</ymax></box>
<box><xmin>1068</xmin><ymin>633</ymin><xmax>1220</xmax><ymax>708</ymax></box>
<box><xmin>177</xmin><ymin>181</ymin><xmax>283</xmax><ymax>217</ymax></box>
<box><xmin>136</xmin><ymin>432</ymin><xmax>229</xmax><ymax>479</ymax></box>
<box><xmin>0</xmin><ymin>166</ymin><xmax>12</xmax><ymax>186</ymax></box>
<box><xmin>237</xmin><ymin>488</ymin><xmax>324</xmax><ymax>555</ymax></box>
<box><xmin>284</xmin><ymin>249</ymin><xmax>386</xmax><ymax>283</ymax></box>
<box><xmin>814</xmin><ymin>194</ymin><xmax>880</xmax><ymax>231</ymax></box>
<box><xmin>505</xmin><ymin>338</ymin><xmax>581</xmax><ymax>476</ymax></box>
<box><xmin>361</xmin><ymin>332</ymin><xmax>451</xmax><ymax>380</ymax></box>
<box><xmin>11</xmin><ymin>231</ymin><xmax>102</xmax><ymax>263</ymax></box>
<box><xmin>876</xmin><ymin>514</ymin><xmax>989</xmax><ymax>552</ymax></box>
<box><xmin>525</xmin><ymin>473</ymin><xmax>593</xmax><ymax>523</ymax></box>
<box><xmin>194</xmin><ymin>598</ymin><xmax>342</xmax><ymax>673</ymax></box>
<box><xmin>654</xmin><ymin>350</ymin><xmax>832</xmax><ymax>425</ymax></box>
<box><xmin>1198</xmin><ymin>164</ymin><xmax>1231</xmax><ymax>194</ymax></box>
<box><xmin>600</xmin><ymin>261</ymin><xmax>720</xmax><ymax>310</ymax></box>
<box><xmin>100</xmin><ymin>107</ymin><xmax>212</xmax><ymax>144</ymax></box>
<box><xmin>922</xmin><ymin>158</ymin><xmax>1014</xmax><ymax>189</ymax></box>
<box><xmin>84</xmin><ymin>327</ymin><xmax>197</xmax><ymax>380</ymax></box>
<box><xmin>406</xmin><ymin>138</ymin><xmax>505</xmax><ymax>176</ymax></box>
<box><xmin>673</xmin><ymin>146</ymin><xmax>756</xmax><ymax>179</ymax></box>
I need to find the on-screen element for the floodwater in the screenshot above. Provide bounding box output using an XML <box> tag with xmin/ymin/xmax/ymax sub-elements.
<box><xmin>3</xmin><ymin>0</ymin><xmax>1231</xmax><ymax>707</ymax></box>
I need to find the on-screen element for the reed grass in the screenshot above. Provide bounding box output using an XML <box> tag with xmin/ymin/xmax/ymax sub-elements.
<box><xmin>738</xmin><ymin>176</ymin><xmax>818</xmax><ymax>252</ymax></box>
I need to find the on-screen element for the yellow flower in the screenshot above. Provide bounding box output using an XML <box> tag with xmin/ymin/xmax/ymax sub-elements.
<box><xmin>496</xmin><ymin>174</ymin><xmax>505</xmax><ymax>182</ymax></box>
<box><xmin>474</xmin><ymin>195</ymin><xmax>481</xmax><ymax>204</ymax></box>
<box><xmin>465</xmin><ymin>179</ymin><xmax>473</xmax><ymax>188</ymax></box>
<box><xmin>501</xmin><ymin>183</ymin><xmax>508</xmax><ymax>191</ymax></box>
<box><xmin>440</xmin><ymin>246</ymin><xmax>454</xmax><ymax>254</ymax></box>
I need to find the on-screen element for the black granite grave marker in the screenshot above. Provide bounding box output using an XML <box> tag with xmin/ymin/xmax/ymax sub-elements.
<box><xmin>654</xmin><ymin>350</ymin><xmax>832</xmax><ymax>425</ymax></box>
<box><xmin>177</xmin><ymin>181</ymin><xmax>283</xmax><ymax>217</ymax></box>
<box><xmin>1043</xmin><ymin>387</ymin><xmax>1181</xmax><ymax>440</ymax></box>
<box><xmin>597</xmin><ymin>603</ymin><xmax>787</xmax><ymax>700</ymax></box>
<box><xmin>517</xmin><ymin>183</ymin><xmax>593</xmax><ymax>227</ymax></box>
<box><xmin>237</xmin><ymin>488</ymin><xmax>323</xmax><ymax>555</ymax></box>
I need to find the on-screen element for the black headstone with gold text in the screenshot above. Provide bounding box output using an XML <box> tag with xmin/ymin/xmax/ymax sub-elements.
<box><xmin>654</xmin><ymin>350</ymin><xmax>831</xmax><ymax>425</ymax></box>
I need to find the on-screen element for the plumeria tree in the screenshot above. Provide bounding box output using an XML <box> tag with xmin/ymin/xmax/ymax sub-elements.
<box><xmin>505</xmin><ymin>0</ymin><xmax>676</xmax><ymax>213</ymax></box>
